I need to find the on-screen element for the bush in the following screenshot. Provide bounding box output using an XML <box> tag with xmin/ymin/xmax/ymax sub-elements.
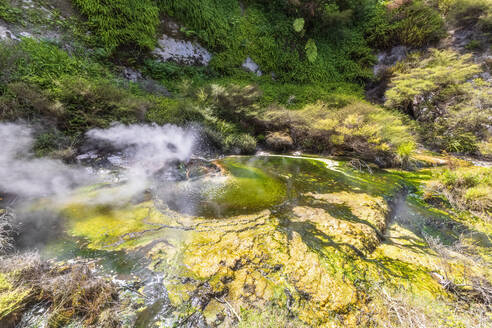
<box><xmin>0</xmin><ymin>252</ymin><xmax>120</xmax><ymax>327</ymax></box>
<box><xmin>425</xmin><ymin>166</ymin><xmax>492</xmax><ymax>220</ymax></box>
<box><xmin>0</xmin><ymin>39</ymin><xmax>108</xmax><ymax>89</ymax></box>
<box><xmin>72</xmin><ymin>0</ymin><xmax>159</xmax><ymax>53</ymax></box>
<box><xmin>0</xmin><ymin>40</ymin><xmax>150</xmax><ymax>136</ymax></box>
<box><xmin>442</xmin><ymin>0</ymin><xmax>492</xmax><ymax>32</ymax></box>
<box><xmin>367</xmin><ymin>0</ymin><xmax>445</xmax><ymax>49</ymax></box>
<box><xmin>0</xmin><ymin>0</ymin><xmax>22</xmax><ymax>23</ymax></box>
<box><xmin>53</xmin><ymin>76</ymin><xmax>149</xmax><ymax>134</ymax></box>
<box><xmin>385</xmin><ymin>49</ymin><xmax>491</xmax><ymax>154</ymax></box>
<box><xmin>224</xmin><ymin>133</ymin><xmax>257</xmax><ymax>154</ymax></box>
<box><xmin>262</xmin><ymin>101</ymin><xmax>416</xmax><ymax>166</ymax></box>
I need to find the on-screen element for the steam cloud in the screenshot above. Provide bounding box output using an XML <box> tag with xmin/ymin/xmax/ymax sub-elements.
<box><xmin>0</xmin><ymin>122</ymin><xmax>197</xmax><ymax>201</ymax></box>
<box><xmin>0</xmin><ymin>123</ymin><xmax>90</xmax><ymax>198</ymax></box>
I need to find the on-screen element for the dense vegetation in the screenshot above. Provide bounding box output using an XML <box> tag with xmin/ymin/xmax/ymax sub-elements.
<box><xmin>385</xmin><ymin>49</ymin><xmax>491</xmax><ymax>155</ymax></box>
<box><xmin>0</xmin><ymin>0</ymin><xmax>490</xmax><ymax>161</ymax></box>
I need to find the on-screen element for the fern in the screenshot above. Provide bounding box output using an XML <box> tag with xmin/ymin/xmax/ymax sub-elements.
<box><xmin>72</xmin><ymin>0</ymin><xmax>159</xmax><ymax>53</ymax></box>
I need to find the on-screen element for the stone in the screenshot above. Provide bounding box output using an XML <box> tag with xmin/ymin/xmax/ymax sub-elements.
<box><xmin>242</xmin><ymin>57</ymin><xmax>262</xmax><ymax>76</ymax></box>
<box><xmin>153</xmin><ymin>35</ymin><xmax>212</xmax><ymax>66</ymax></box>
<box><xmin>373</xmin><ymin>46</ymin><xmax>408</xmax><ymax>76</ymax></box>
<box><xmin>0</xmin><ymin>24</ymin><xmax>19</xmax><ymax>41</ymax></box>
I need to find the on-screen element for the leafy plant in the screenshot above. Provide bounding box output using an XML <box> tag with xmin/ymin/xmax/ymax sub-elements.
<box><xmin>367</xmin><ymin>0</ymin><xmax>445</xmax><ymax>49</ymax></box>
<box><xmin>72</xmin><ymin>0</ymin><xmax>159</xmax><ymax>53</ymax></box>
<box><xmin>385</xmin><ymin>49</ymin><xmax>491</xmax><ymax>154</ymax></box>
<box><xmin>293</xmin><ymin>18</ymin><xmax>305</xmax><ymax>33</ymax></box>
<box><xmin>305</xmin><ymin>38</ymin><xmax>318</xmax><ymax>63</ymax></box>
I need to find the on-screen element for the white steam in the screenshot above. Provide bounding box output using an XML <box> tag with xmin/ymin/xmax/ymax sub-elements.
<box><xmin>0</xmin><ymin>123</ymin><xmax>90</xmax><ymax>198</ymax></box>
<box><xmin>0</xmin><ymin>122</ymin><xmax>196</xmax><ymax>202</ymax></box>
<box><xmin>86</xmin><ymin>123</ymin><xmax>195</xmax><ymax>174</ymax></box>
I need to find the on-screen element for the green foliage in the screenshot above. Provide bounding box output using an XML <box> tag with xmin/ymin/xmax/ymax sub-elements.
<box><xmin>141</xmin><ymin>59</ymin><xmax>217</xmax><ymax>91</ymax></box>
<box><xmin>189</xmin><ymin>73</ymin><xmax>363</xmax><ymax>109</ymax></box>
<box><xmin>305</xmin><ymin>38</ymin><xmax>318</xmax><ymax>63</ymax></box>
<box><xmin>0</xmin><ymin>39</ymin><xmax>108</xmax><ymax>88</ymax></box>
<box><xmin>0</xmin><ymin>0</ymin><xmax>22</xmax><ymax>23</ymax></box>
<box><xmin>53</xmin><ymin>76</ymin><xmax>147</xmax><ymax>134</ymax></box>
<box><xmin>385</xmin><ymin>49</ymin><xmax>491</xmax><ymax>154</ymax></box>
<box><xmin>159</xmin><ymin>0</ymin><xmax>375</xmax><ymax>83</ymax></box>
<box><xmin>367</xmin><ymin>0</ymin><xmax>445</xmax><ymax>49</ymax></box>
<box><xmin>293</xmin><ymin>18</ymin><xmax>305</xmax><ymax>33</ymax></box>
<box><xmin>72</xmin><ymin>0</ymin><xmax>159</xmax><ymax>53</ymax></box>
<box><xmin>427</xmin><ymin>166</ymin><xmax>492</xmax><ymax>219</ymax></box>
<box><xmin>223</xmin><ymin>133</ymin><xmax>257</xmax><ymax>154</ymax></box>
<box><xmin>263</xmin><ymin>101</ymin><xmax>416</xmax><ymax>166</ymax></box>
<box><xmin>0</xmin><ymin>39</ymin><xmax>146</xmax><ymax>135</ymax></box>
<box><xmin>465</xmin><ymin>39</ymin><xmax>483</xmax><ymax>51</ymax></box>
<box><xmin>146</xmin><ymin>97</ymin><xmax>203</xmax><ymax>125</ymax></box>
<box><xmin>385</xmin><ymin>50</ymin><xmax>481</xmax><ymax>113</ymax></box>
<box><xmin>441</xmin><ymin>0</ymin><xmax>492</xmax><ymax>33</ymax></box>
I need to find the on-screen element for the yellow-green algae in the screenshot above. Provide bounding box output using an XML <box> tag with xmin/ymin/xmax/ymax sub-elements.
<box><xmin>53</xmin><ymin>156</ymin><xmax>492</xmax><ymax>326</ymax></box>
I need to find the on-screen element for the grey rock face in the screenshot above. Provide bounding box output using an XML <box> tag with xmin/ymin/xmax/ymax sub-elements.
<box><xmin>242</xmin><ymin>57</ymin><xmax>262</xmax><ymax>76</ymax></box>
<box><xmin>153</xmin><ymin>35</ymin><xmax>212</xmax><ymax>66</ymax></box>
<box><xmin>373</xmin><ymin>46</ymin><xmax>408</xmax><ymax>76</ymax></box>
<box><xmin>0</xmin><ymin>24</ymin><xmax>19</xmax><ymax>41</ymax></box>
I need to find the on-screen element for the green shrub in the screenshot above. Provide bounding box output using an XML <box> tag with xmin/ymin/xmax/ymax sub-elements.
<box><xmin>367</xmin><ymin>0</ymin><xmax>445</xmax><ymax>49</ymax></box>
<box><xmin>426</xmin><ymin>166</ymin><xmax>492</xmax><ymax>219</ymax></box>
<box><xmin>146</xmin><ymin>98</ymin><xmax>204</xmax><ymax>126</ymax></box>
<box><xmin>0</xmin><ymin>0</ymin><xmax>22</xmax><ymax>23</ymax></box>
<box><xmin>0</xmin><ymin>39</ymin><xmax>108</xmax><ymax>88</ymax></box>
<box><xmin>262</xmin><ymin>101</ymin><xmax>416</xmax><ymax>166</ymax></box>
<box><xmin>223</xmin><ymin>133</ymin><xmax>257</xmax><ymax>154</ymax></box>
<box><xmin>465</xmin><ymin>40</ymin><xmax>483</xmax><ymax>51</ymax></box>
<box><xmin>385</xmin><ymin>49</ymin><xmax>491</xmax><ymax>154</ymax></box>
<box><xmin>0</xmin><ymin>40</ymin><xmax>149</xmax><ymax>135</ymax></box>
<box><xmin>0</xmin><ymin>82</ymin><xmax>61</xmax><ymax>121</ymax></box>
<box><xmin>53</xmin><ymin>76</ymin><xmax>148</xmax><ymax>134</ymax></box>
<box><xmin>72</xmin><ymin>0</ymin><xmax>159</xmax><ymax>53</ymax></box>
<box><xmin>443</xmin><ymin>0</ymin><xmax>492</xmax><ymax>32</ymax></box>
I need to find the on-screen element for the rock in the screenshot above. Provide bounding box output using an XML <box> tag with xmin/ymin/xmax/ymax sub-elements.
<box><xmin>122</xmin><ymin>67</ymin><xmax>142</xmax><ymax>82</ymax></box>
<box><xmin>242</xmin><ymin>57</ymin><xmax>262</xmax><ymax>76</ymax></box>
<box><xmin>373</xmin><ymin>46</ymin><xmax>408</xmax><ymax>76</ymax></box>
<box><xmin>139</xmin><ymin>79</ymin><xmax>171</xmax><ymax>97</ymax></box>
<box><xmin>153</xmin><ymin>34</ymin><xmax>212</xmax><ymax>66</ymax></box>
<box><xmin>265</xmin><ymin>131</ymin><xmax>294</xmax><ymax>151</ymax></box>
<box><xmin>0</xmin><ymin>24</ymin><xmax>19</xmax><ymax>41</ymax></box>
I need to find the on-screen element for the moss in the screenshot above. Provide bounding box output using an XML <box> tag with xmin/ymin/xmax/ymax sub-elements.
<box><xmin>63</xmin><ymin>201</ymin><xmax>170</xmax><ymax>250</ymax></box>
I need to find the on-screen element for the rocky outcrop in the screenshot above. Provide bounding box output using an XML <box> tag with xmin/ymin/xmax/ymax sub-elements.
<box><xmin>0</xmin><ymin>24</ymin><xmax>19</xmax><ymax>41</ymax></box>
<box><xmin>242</xmin><ymin>57</ymin><xmax>262</xmax><ymax>76</ymax></box>
<box><xmin>153</xmin><ymin>34</ymin><xmax>212</xmax><ymax>66</ymax></box>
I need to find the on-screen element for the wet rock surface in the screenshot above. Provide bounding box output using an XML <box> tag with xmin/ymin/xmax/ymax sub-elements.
<box><xmin>51</xmin><ymin>156</ymin><xmax>408</xmax><ymax>326</ymax></box>
<box><xmin>6</xmin><ymin>155</ymin><xmax>491</xmax><ymax>327</ymax></box>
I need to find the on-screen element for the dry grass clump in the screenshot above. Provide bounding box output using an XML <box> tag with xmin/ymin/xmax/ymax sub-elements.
<box><xmin>0</xmin><ymin>252</ymin><xmax>120</xmax><ymax>328</ymax></box>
